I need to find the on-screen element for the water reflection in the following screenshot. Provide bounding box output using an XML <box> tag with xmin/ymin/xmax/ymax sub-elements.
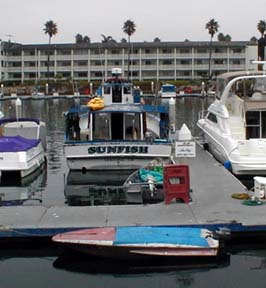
<box><xmin>64</xmin><ymin>170</ymin><xmax>134</xmax><ymax>206</ymax></box>
<box><xmin>0</xmin><ymin>162</ymin><xmax>47</xmax><ymax>206</ymax></box>
<box><xmin>53</xmin><ymin>251</ymin><xmax>230</xmax><ymax>276</ymax></box>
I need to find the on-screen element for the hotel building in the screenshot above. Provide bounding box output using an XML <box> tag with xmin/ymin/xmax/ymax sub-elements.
<box><xmin>0</xmin><ymin>40</ymin><xmax>258</xmax><ymax>83</ymax></box>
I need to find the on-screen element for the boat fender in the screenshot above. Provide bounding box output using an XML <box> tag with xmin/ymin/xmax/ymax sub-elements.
<box><xmin>224</xmin><ymin>161</ymin><xmax>232</xmax><ymax>171</ymax></box>
<box><xmin>203</xmin><ymin>143</ymin><xmax>209</xmax><ymax>151</ymax></box>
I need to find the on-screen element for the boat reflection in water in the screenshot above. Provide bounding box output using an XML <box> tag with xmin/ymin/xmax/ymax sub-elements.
<box><xmin>64</xmin><ymin>170</ymin><xmax>136</xmax><ymax>206</ymax></box>
<box><xmin>64</xmin><ymin>165</ymin><xmax>168</xmax><ymax>206</ymax></box>
<box><xmin>0</xmin><ymin>163</ymin><xmax>47</xmax><ymax>206</ymax></box>
<box><xmin>53</xmin><ymin>250</ymin><xmax>230</xmax><ymax>275</ymax></box>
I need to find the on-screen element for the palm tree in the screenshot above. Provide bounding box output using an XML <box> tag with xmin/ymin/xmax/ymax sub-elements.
<box><xmin>43</xmin><ymin>20</ymin><xmax>58</xmax><ymax>82</ymax></box>
<box><xmin>75</xmin><ymin>33</ymin><xmax>83</xmax><ymax>43</ymax></box>
<box><xmin>153</xmin><ymin>37</ymin><xmax>161</xmax><ymax>43</ymax></box>
<box><xmin>257</xmin><ymin>20</ymin><xmax>266</xmax><ymax>61</ymax></box>
<box><xmin>122</xmin><ymin>19</ymin><xmax>136</xmax><ymax>80</ymax></box>
<box><xmin>83</xmin><ymin>36</ymin><xmax>91</xmax><ymax>43</ymax></box>
<box><xmin>75</xmin><ymin>34</ymin><xmax>91</xmax><ymax>44</ymax></box>
<box><xmin>205</xmin><ymin>18</ymin><xmax>219</xmax><ymax>79</ymax></box>
<box><xmin>101</xmin><ymin>34</ymin><xmax>116</xmax><ymax>43</ymax></box>
<box><xmin>218</xmin><ymin>33</ymin><xmax>225</xmax><ymax>42</ymax></box>
<box><xmin>257</xmin><ymin>20</ymin><xmax>266</xmax><ymax>37</ymax></box>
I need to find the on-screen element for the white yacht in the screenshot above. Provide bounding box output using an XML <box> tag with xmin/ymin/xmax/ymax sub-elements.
<box><xmin>197</xmin><ymin>68</ymin><xmax>266</xmax><ymax>176</ymax></box>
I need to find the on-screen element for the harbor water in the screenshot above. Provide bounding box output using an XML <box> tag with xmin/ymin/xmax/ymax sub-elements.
<box><xmin>0</xmin><ymin>96</ymin><xmax>265</xmax><ymax>287</ymax></box>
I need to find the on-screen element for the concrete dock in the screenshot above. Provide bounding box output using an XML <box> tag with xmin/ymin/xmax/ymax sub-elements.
<box><xmin>1</xmin><ymin>144</ymin><xmax>266</xmax><ymax>240</ymax></box>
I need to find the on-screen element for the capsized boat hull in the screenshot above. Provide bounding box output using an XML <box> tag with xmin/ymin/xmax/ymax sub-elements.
<box><xmin>52</xmin><ymin>226</ymin><xmax>219</xmax><ymax>260</ymax></box>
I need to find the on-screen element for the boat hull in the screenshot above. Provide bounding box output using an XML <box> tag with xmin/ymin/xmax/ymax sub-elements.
<box><xmin>64</xmin><ymin>141</ymin><xmax>172</xmax><ymax>171</ymax></box>
<box><xmin>52</xmin><ymin>226</ymin><xmax>219</xmax><ymax>260</ymax></box>
<box><xmin>198</xmin><ymin>120</ymin><xmax>266</xmax><ymax>176</ymax></box>
<box><xmin>0</xmin><ymin>142</ymin><xmax>45</xmax><ymax>178</ymax></box>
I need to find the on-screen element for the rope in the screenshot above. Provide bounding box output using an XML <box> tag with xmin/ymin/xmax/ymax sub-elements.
<box><xmin>242</xmin><ymin>199</ymin><xmax>266</xmax><ymax>206</ymax></box>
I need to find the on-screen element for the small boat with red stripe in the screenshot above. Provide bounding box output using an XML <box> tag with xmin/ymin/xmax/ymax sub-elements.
<box><xmin>52</xmin><ymin>226</ymin><xmax>220</xmax><ymax>260</ymax></box>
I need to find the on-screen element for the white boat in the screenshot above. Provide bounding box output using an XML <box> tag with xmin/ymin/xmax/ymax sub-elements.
<box><xmin>197</xmin><ymin>67</ymin><xmax>266</xmax><ymax>176</ymax></box>
<box><xmin>64</xmin><ymin>68</ymin><xmax>173</xmax><ymax>171</ymax></box>
<box><xmin>31</xmin><ymin>91</ymin><xmax>45</xmax><ymax>100</ymax></box>
<box><xmin>0</xmin><ymin>117</ymin><xmax>46</xmax><ymax>178</ymax></box>
<box><xmin>159</xmin><ymin>84</ymin><xmax>176</xmax><ymax>98</ymax></box>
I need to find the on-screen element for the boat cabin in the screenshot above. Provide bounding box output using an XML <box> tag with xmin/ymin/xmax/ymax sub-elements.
<box><xmin>159</xmin><ymin>84</ymin><xmax>176</xmax><ymax>98</ymax></box>
<box><xmin>211</xmin><ymin>72</ymin><xmax>266</xmax><ymax>140</ymax></box>
<box><xmin>98</xmin><ymin>68</ymin><xmax>140</xmax><ymax>105</ymax></box>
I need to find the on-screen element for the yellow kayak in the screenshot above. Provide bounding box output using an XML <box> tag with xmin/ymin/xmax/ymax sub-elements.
<box><xmin>87</xmin><ymin>97</ymin><xmax>104</xmax><ymax>111</ymax></box>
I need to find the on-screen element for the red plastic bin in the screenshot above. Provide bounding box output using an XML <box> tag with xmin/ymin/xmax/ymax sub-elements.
<box><xmin>163</xmin><ymin>164</ymin><xmax>190</xmax><ymax>204</ymax></box>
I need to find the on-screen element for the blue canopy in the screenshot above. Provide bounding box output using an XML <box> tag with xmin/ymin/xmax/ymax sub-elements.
<box><xmin>0</xmin><ymin>136</ymin><xmax>40</xmax><ymax>152</ymax></box>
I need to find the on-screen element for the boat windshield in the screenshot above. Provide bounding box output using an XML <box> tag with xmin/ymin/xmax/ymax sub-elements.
<box><xmin>216</xmin><ymin>78</ymin><xmax>227</xmax><ymax>99</ymax></box>
<box><xmin>162</xmin><ymin>85</ymin><xmax>176</xmax><ymax>93</ymax></box>
<box><xmin>216</xmin><ymin>76</ymin><xmax>266</xmax><ymax>100</ymax></box>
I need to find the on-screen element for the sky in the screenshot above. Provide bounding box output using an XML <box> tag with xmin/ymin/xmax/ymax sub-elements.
<box><xmin>1</xmin><ymin>0</ymin><xmax>266</xmax><ymax>44</ymax></box>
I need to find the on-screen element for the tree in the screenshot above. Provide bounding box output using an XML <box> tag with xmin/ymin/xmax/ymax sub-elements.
<box><xmin>257</xmin><ymin>20</ymin><xmax>266</xmax><ymax>61</ymax></box>
<box><xmin>121</xmin><ymin>38</ymin><xmax>127</xmax><ymax>43</ymax></box>
<box><xmin>250</xmin><ymin>36</ymin><xmax>257</xmax><ymax>43</ymax></box>
<box><xmin>83</xmin><ymin>36</ymin><xmax>91</xmax><ymax>43</ymax></box>
<box><xmin>224</xmin><ymin>34</ymin><xmax>231</xmax><ymax>42</ymax></box>
<box><xmin>43</xmin><ymin>20</ymin><xmax>58</xmax><ymax>82</ymax></box>
<box><xmin>218</xmin><ymin>33</ymin><xmax>231</xmax><ymax>42</ymax></box>
<box><xmin>75</xmin><ymin>33</ymin><xmax>83</xmax><ymax>43</ymax></box>
<box><xmin>257</xmin><ymin>20</ymin><xmax>266</xmax><ymax>37</ymax></box>
<box><xmin>75</xmin><ymin>34</ymin><xmax>91</xmax><ymax>44</ymax></box>
<box><xmin>101</xmin><ymin>34</ymin><xmax>116</xmax><ymax>43</ymax></box>
<box><xmin>205</xmin><ymin>18</ymin><xmax>219</xmax><ymax>79</ymax></box>
<box><xmin>122</xmin><ymin>19</ymin><xmax>136</xmax><ymax>80</ymax></box>
<box><xmin>218</xmin><ymin>33</ymin><xmax>225</xmax><ymax>41</ymax></box>
<box><xmin>153</xmin><ymin>37</ymin><xmax>161</xmax><ymax>43</ymax></box>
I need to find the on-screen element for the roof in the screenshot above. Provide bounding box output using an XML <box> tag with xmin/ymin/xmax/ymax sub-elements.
<box><xmin>91</xmin><ymin>104</ymin><xmax>143</xmax><ymax>113</ymax></box>
<box><xmin>4</xmin><ymin>40</ymin><xmax>252</xmax><ymax>52</ymax></box>
<box><xmin>217</xmin><ymin>71</ymin><xmax>265</xmax><ymax>81</ymax></box>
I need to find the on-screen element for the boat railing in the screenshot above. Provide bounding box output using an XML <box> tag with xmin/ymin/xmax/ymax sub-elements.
<box><xmin>198</xmin><ymin>110</ymin><xmax>208</xmax><ymax>120</ymax></box>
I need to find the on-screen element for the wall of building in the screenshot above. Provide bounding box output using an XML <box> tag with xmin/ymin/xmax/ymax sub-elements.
<box><xmin>0</xmin><ymin>41</ymin><xmax>257</xmax><ymax>83</ymax></box>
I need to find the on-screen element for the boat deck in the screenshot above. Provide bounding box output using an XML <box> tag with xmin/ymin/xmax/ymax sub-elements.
<box><xmin>0</xmin><ymin>144</ymin><xmax>265</xmax><ymax>239</ymax></box>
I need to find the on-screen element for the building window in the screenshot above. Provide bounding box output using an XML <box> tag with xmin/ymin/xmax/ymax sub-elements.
<box><xmin>111</xmin><ymin>49</ymin><xmax>120</xmax><ymax>54</ymax></box>
<box><xmin>95</xmin><ymin>72</ymin><xmax>103</xmax><ymax>77</ymax></box>
<box><xmin>162</xmin><ymin>60</ymin><xmax>172</xmax><ymax>65</ymax></box>
<box><xmin>77</xmin><ymin>72</ymin><xmax>88</xmax><ymax>77</ymax></box>
<box><xmin>196</xmin><ymin>48</ymin><xmax>208</xmax><ymax>54</ymax></box>
<box><xmin>181</xmin><ymin>60</ymin><xmax>190</xmax><ymax>65</ymax></box>
<box><xmin>179</xmin><ymin>48</ymin><xmax>190</xmax><ymax>54</ymax></box>
<box><xmin>214</xmin><ymin>59</ymin><xmax>226</xmax><ymax>65</ymax></box>
<box><xmin>162</xmin><ymin>49</ymin><xmax>173</xmax><ymax>53</ymax></box>
<box><xmin>75</xmin><ymin>61</ymin><xmax>87</xmax><ymax>66</ymax></box>
<box><xmin>58</xmin><ymin>50</ymin><xmax>71</xmax><ymax>55</ymax></box>
<box><xmin>231</xmin><ymin>59</ymin><xmax>241</xmax><ymax>65</ymax></box>
<box><xmin>232</xmin><ymin>48</ymin><xmax>242</xmax><ymax>53</ymax></box>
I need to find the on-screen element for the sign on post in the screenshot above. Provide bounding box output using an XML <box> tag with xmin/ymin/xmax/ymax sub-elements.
<box><xmin>175</xmin><ymin>141</ymin><xmax>196</xmax><ymax>157</ymax></box>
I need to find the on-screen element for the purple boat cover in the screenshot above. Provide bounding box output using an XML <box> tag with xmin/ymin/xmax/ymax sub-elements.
<box><xmin>0</xmin><ymin>136</ymin><xmax>40</xmax><ymax>152</ymax></box>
